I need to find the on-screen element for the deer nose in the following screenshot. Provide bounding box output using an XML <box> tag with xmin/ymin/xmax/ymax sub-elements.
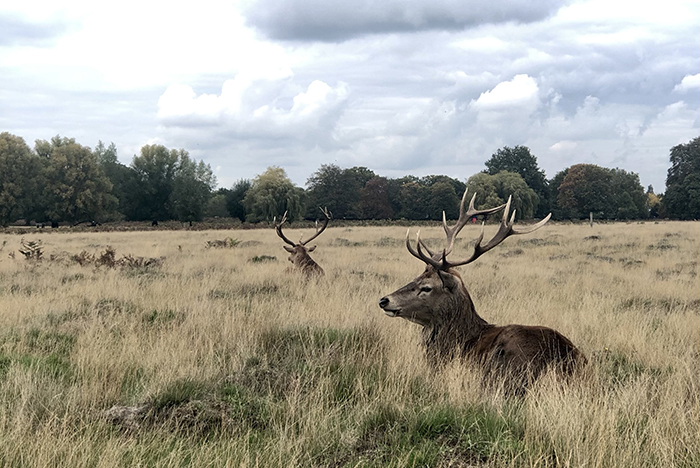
<box><xmin>379</xmin><ymin>297</ymin><xmax>389</xmax><ymax>309</ymax></box>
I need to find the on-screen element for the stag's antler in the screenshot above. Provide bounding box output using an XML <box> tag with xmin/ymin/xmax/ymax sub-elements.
<box><xmin>275</xmin><ymin>208</ymin><xmax>332</xmax><ymax>247</ymax></box>
<box><xmin>299</xmin><ymin>207</ymin><xmax>332</xmax><ymax>245</ymax></box>
<box><xmin>417</xmin><ymin>190</ymin><xmax>505</xmax><ymax>258</ymax></box>
<box><xmin>274</xmin><ymin>211</ymin><xmax>296</xmax><ymax>247</ymax></box>
<box><xmin>407</xmin><ymin>192</ymin><xmax>551</xmax><ymax>270</ymax></box>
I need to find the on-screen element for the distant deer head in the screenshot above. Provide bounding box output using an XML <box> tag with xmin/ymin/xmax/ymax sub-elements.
<box><xmin>379</xmin><ymin>190</ymin><xmax>585</xmax><ymax>391</ymax></box>
<box><xmin>275</xmin><ymin>208</ymin><xmax>331</xmax><ymax>277</ymax></box>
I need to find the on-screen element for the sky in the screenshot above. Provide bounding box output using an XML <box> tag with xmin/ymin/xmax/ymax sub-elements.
<box><xmin>1</xmin><ymin>0</ymin><xmax>698</xmax><ymax>193</ymax></box>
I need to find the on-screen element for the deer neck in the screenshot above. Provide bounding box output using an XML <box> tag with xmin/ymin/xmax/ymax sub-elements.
<box><xmin>422</xmin><ymin>282</ymin><xmax>490</xmax><ymax>366</ymax></box>
<box><xmin>296</xmin><ymin>253</ymin><xmax>318</xmax><ymax>269</ymax></box>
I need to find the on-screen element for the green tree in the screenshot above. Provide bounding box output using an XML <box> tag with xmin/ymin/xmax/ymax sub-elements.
<box><xmin>663</xmin><ymin>137</ymin><xmax>700</xmax><ymax>220</ymax></box>
<box><xmin>421</xmin><ymin>175</ymin><xmax>466</xmax><ymax>200</ymax></box>
<box><xmin>244</xmin><ymin>167</ymin><xmax>306</xmax><ymax>222</ymax></box>
<box><xmin>306</xmin><ymin>165</ymin><xmax>375</xmax><ymax>219</ymax></box>
<box><xmin>38</xmin><ymin>135</ymin><xmax>117</xmax><ymax>223</ymax></box>
<box><xmin>94</xmin><ymin>141</ymin><xmax>135</xmax><ymax>220</ymax></box>
<box><xmin>427</xmin><ymin>181</ymin><xmax>460</xmax><ymax>220</ymax></box>
<box><xmin>548</xmin><ymin>168</ymin><xmax>569</xmax><ymax>220</ymax></box>
<box><xmin>386</xmin><ymin>176</ymin><xmax>418</xmax><ymax>217</ymax></box>
<box><xmin>0</xmin><ymin>133</ymin><xmax>43</xmax><ymax>226</ymax></box>
<box><xmin>397</xmin><ymin>181</ymin><xmax>430</xmax><ymax>220</ymax></box>
<box><xmin>556</xmin><ymin>164</ymin><xmax>613</xmax><ymax>219</ymax></box>
<box><xmin>484</xmin><ymin>146</ymin><xmax>548</xmax><ymax>217</ymax></box>
<box><xmin>170</xmin><ymin>151</ymin><xmax>217</xmax><ymax>223</ymax></box>
<box><xmin>205</xmin><ymin>193</ymin><xmax>230</xmax><ymax>218</ymax></box>
<box><xmin>610</xmin><ymin>169</ymin><xmax>647</xmax><ymax>219</ymax></box>
<box><xmin>554</xmin><ymin>164</ymin><xmax>647</xmax><ymax>220</ymax></box>
<box><xmin>125</xmin><ymin>144</ymin><xmax>179</xmax><ymax>221</ymax></box>
<box><xmin>467</xmin><ymin>171</ymin><xmax>538</xmax><ymax>220</ymax></box>
<box><xmin>226</xmin><ymin>179</ymin><xmax>251</xmax><ymax>221</ymax></box>
<box><xmin>359</xmin><ymin>176</ymin><xmax>393</xmax><ymax>219</ymax></box>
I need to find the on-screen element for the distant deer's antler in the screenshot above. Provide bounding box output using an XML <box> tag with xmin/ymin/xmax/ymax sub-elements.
<box><xmin>407</xmin><ymin>191</ymin><xmax>551</xmax><ymax>270</ymax></box>
<box><xmin>299</xmin><ymin>207</ymin><xmax>331</xmax><ymax>245</ymax></box>
<box><xmin>274</xmin><ymin>211</ymin><xmax>296</xmax><ymax>246</ymax></box>
<box><xmin>274</xmin><ymin>208</ymin><xmax>332</xmax><ymax>247</ymax></box>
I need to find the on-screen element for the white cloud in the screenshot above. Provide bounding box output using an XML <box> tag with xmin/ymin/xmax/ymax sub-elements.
<box><xmin>550</xmin><ymin>140</ymin><xmax>577</xmax><ymax>151</ymax></box>
<box><xmin>470</xmin><ymin>74</ymin><xmax>540</xmax><ymax>111</ymax></box>
<box><xmin>673</xmin><ymin>73</ymin><xmax>700</xmax><ymax>92</ymax></box>
<box><xmin>451</xmin><ymin>36</ymin><xmax>509</xmax><ymax>52</ymax></box>
<box><xmin>158</xmin><ymin>72</ymin><xmax>349</xmax><ymax>141</ymax></box>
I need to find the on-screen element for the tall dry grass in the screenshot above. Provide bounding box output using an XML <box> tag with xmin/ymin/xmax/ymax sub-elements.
<box><xmin>0</xmin><ymin>221</ymin><xmax>697</xmax><ymax>467</ymax></box>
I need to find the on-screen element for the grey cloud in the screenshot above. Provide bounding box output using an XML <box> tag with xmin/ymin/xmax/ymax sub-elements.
<box><xmin>243</xmin><ymin>0</ymin><xmax>568</xmax><ymax>41</ymax></box>
<box><xmin>0</xmin><ymin>14</ymin><xmax>74</xmax><ymax>47</ymax></box>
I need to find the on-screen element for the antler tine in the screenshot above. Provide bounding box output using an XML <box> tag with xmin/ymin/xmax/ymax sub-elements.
<box><xmin>442</xmin><ymin>190</ymin><xmax>507</xmax><ymax>257</ymax></box>
<box><xmin>299</xmin><ymin>207</ymin><xmax>332</xmax><ymax>245</ymax></box>
<box><xmin>405</xmin><ymin>229</ymin><xmax>444</xmax><ymax>270</ymax></box>
<box><xmin>274</xmin><ymin>211</ymin><xmax>296</xmax><ymax>247</ymax></box>
<box><xmin>416</xmin><ymin>231</ymin><xmax>444</xmax><ymax>270</ymax></box>
<box><xmin>443</xmin><ymin>196</ymin><xmax>552</xmax><ymax>269</ymax></box>
<box><xmin>417</xmin><ymin>237</ymin><xmax>436</xmax><ymax>258</ymax></box>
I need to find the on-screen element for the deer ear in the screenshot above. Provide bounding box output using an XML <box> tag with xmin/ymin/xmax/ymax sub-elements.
<box><xmin>283</xmin><ymin>246</ymin><xmax>294</xmax><ymax>253</ymax></box>
<box><xmin>307</xmin><ymin>245</ymin><xmax>317</xmax><ymax>252</ymax></box>
<box><xmin>437</xmin><ymin>270</ymin><xmax>460</xmax><ymax>291</ymax></box>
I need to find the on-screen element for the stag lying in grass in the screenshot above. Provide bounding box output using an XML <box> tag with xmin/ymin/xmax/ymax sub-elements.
<box><xmin>379</xmin><ymin>191</ymin><xmax>585</xmax><ymax>392</ymax></box>
<box><xmin>275</xmin><ymin>208</ymin><xmax>331</xmax><ymax>277</ymax></box>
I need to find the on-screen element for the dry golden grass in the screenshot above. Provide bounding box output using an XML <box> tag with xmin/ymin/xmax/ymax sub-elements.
<box><xmin>0</xmin><ymin>221</ymin><xmax>697</xmax><ymax>467</ymax></box>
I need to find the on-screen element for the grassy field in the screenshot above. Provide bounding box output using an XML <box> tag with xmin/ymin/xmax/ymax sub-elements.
<box><xmin>0</xmin><ymin>221</ymin><xmax>698</xmax><ymax>467</ymax></box>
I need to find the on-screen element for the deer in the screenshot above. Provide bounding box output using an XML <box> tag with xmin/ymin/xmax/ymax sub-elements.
<box><xmin>378</xmin><ymin>190</ymin><xmax>586</xmax><ymax>393</ymax></box>
<box><xmin>274</xmin><ymin>208</ymin><xmax>331</xmax><ymax>277</ymax></box>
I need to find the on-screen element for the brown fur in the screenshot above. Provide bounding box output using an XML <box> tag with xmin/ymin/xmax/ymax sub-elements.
<box><xmin>284</xmin><ymin>244</ymin><xmax>324</xmax><ymax>277</ymax></box>
<box><xmin>380</xmin><ymin>265</ymin><xmax>585</xmax><ymax>391</ymax></box>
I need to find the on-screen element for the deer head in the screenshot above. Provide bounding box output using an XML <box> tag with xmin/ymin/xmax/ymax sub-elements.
<box><xmin>274</xmin><ymin>208</ymin><xmax>331</xmax><ymax>276</ymax></box>
<box><xmin>379</xmin><ymin>190</ymin><xmax>551</xmax><ymax>331</ymax></box>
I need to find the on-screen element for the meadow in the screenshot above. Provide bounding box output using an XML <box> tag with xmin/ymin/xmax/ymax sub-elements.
<box><xmin>0</xmin><ymin>221</ymin><xmax>697</xmax><ymax>467</ymax></box>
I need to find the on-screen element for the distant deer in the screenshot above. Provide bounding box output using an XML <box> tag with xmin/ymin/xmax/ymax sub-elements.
<box><xmin>379</xmin><ymin>190</ymin><xmax>585</xmax><ymax>391</ymax></box>
<box><xmin>275</xmin><ymin>208</ymin><xmax>331</xmax><ymax>277</ymax></box>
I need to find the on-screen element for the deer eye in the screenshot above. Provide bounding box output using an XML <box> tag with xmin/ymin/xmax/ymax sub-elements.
<box><xmin>419</xmin><ymin>286</ymin><xmax>432</xmax><ymax>293</ymax></box>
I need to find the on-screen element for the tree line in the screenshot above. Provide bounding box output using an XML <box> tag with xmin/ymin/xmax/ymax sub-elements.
<box><xmin>0</xmin><ymin>132</ymin><xmax>698</xmax><ymax>227</ymax></box>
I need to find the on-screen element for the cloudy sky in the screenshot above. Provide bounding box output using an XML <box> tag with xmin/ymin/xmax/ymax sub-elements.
<box><xmin>1</xmin><ymin>0</ymin><xmax>698</xmax><ymax>192</ymax></box>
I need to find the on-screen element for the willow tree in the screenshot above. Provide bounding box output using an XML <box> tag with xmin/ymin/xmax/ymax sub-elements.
<box><xmin>243</xmin><ymin>167</ymin><xmax>306</xmax><ymax>222</ymax></box>
<box><xmin>466</xmin><ymin>171</ymin><xmax>539</xmax><ymax>220</ymax></box>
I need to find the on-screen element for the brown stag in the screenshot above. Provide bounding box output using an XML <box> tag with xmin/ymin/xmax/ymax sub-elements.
<box><xmin>379</xmin><ymin>190</ymin><xmax>585</xmax><ymax>392</ymax></box>
<box><xmin>275</xmin><ymin>208</ymin><xmax>331</xmax><ymax>277</ymax></box>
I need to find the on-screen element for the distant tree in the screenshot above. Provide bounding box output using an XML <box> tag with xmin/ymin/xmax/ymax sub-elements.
<box><xmin>663</xmin><ymin>137</ymin><xmax>700</xmax><ymax>220</ymax></box>
<box><xmin>556</xmin><ymin>164</ymin><xmax>613</xmax><ymax>219</ymax></box>
<box><xmin>397</xmin><ymin>181</ymin><xmax>430</xmax><ymax>220</ymax></box>
<box><xmin>0</xmin><ymin>132</ymin><xmax>43</xmax><ymax>226</ymax></box>
<box><xmin>610</xmin><ymin>169</ymin><xmax>647</xmax><ymax>219</ymax></box>
<box><xmin>467</xmin><ymin>171</ymin><xmax>538</xmax><ymax>220</ymax></box>
<box><xmin>647</xmin><ymin>192</ymin><xmax>663</xmax><ymax>218</ymax></box>
<box><xmin>484</xmin><ymin>146</ymin><xmax>549</xmax><ymax>217</ymax></box>
<box><xmin>386</xmin><ymin>176</ymin><xmax>418</xmax><ymax>217</ymax></box>
<box><xmin>427</xmin><ymin>181</ymin><xmax>460</xmax><ymax>220</ymax></box>
<box><xmin>205</xmin><ymin>193</ymin><xmax>230</xmax><ymax>218</ymax></box>
<box><xmin>548</xmin><ymin>168</ymin><xmax>569</xmax><ymax>220</ymax></box>
<box><xmin>306</xmin><ymin>165</ymin><xmax>375</xmax><ymax>219</ymax></box>
<box><xmin>124</xmin><ymin>144</ymin><xmax>179</xmax><ymax>221</ymax></box>
<box><xmin>421</xmin><ymin>175</ymin><xmax>466</xmax><ymax>199</ymax></box>
<box><xmin>345</xmin><ymin>166</ymin><xmax>376</xmax><ymax>191</ymax></box>
<box><xmin>359</xmin><ymin>176</ymin><xmax>393</xmax><ymax>219</ymax></box>
<box><xmin>244</xmin><ymin>166</ymin><xmax>306</xmax><ymax>222</ymax></box>
<box><xmin>555</xmin><ymin>164</ymin><xmax>647</xmax><ymax>220</ymax></box>
<box><xmin>170</xmin><ymin>151</ymin><xmax>217</xmax><ymax>223</ymax></box>
<box><xmin>94</xmin><ymin>140</ymin><xmax>135</xmax><ymax>220</ymax></box>
<box><xmin>37</xmin><ymin>135</ymin><xmax>117</xmax><ymax>223</ymax></box>
<box><xmin>226</xmin><ymin>179</ymin><xmax>251</xmax><ymax>221</ymax></box>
